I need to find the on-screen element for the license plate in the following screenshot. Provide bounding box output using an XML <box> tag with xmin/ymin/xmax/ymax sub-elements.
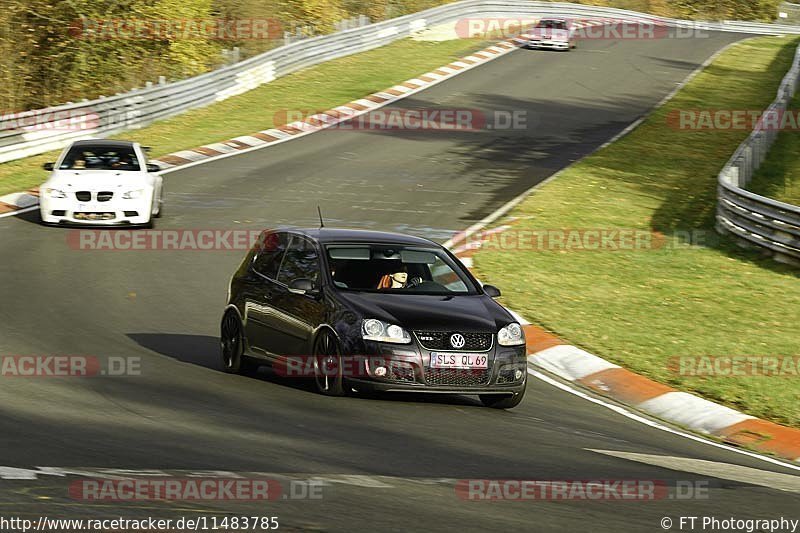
<box><xmin>430</xmin><ymin>353</ymin><xmax>488</xmax><ymax>369</ymax></box>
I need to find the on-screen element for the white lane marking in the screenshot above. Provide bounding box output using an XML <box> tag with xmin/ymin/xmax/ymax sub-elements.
<box><xmin>0</xmin><ymin>466</ymin><xmax>450</xmax><ymax>488</ymax></box>
<box><xmin>528</xmin><ymin>368</ymin><xmax>800</xmax><ymax>472</ymax></box>
<box><xmin>0</xmin><ymin>206</ymin><xmax>37</xmax><ymax>219</ymax></box>
<box><xmin>529</xmin><ymin>345</ymin><xmax>619</xmax><ymax>381</ymax></box>
<box><xmin>638</xmin><ymin>392</ymin><xmax>754</xmax><ymax>435</ymax></box>
<box><xmin>589</xmin><ymin>449</ymin><xmax>800</xmax><ymax>492</ymax></box>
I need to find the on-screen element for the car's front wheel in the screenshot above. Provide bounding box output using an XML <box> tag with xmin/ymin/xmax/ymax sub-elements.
<box><xmin>313</xmin><ymin>330</ymin><xmax>345</xmax><ymax>396</ymax></box>
<box><xmin>220</xmin><ymin>311</ymin><xmax>259</xmax><ymax>374</ymax></box>
<box><xmin>480</xmin><ymin>389</ymin><xmax>525</xmax><ymax>409</ymax></box>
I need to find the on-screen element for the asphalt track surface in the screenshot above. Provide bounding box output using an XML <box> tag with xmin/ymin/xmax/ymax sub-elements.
<box><xmin>1</xmin><ymin>29</ymin><xmax>799</xmax><ymax>532</ymax></box>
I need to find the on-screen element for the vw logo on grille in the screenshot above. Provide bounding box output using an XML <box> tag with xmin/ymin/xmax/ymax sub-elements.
<box><xmin>449</xmin><ymin>333</ymin><xmax>466</xmax><ymax>349</ymax></box>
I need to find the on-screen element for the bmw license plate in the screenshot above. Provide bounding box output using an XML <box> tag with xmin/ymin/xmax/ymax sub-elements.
<box><xmin>430</xmin><ymin>353</ymin><xmax>488</xmax><ymax>369</ymax></box>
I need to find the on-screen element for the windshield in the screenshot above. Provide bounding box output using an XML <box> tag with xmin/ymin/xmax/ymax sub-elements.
<box><xmin>537</xmin><ymin>20</ymin><xmax>568</xmax><ymax>30</ymax></box>
<box><xmin>59</xmin><ymin>144</ymin><xmax>141</xmax><ymax>171</ymax></box>
<box><xmin>326</xmin><ymin>244</ymin><xmax>477</xmax><ymax>295</ymax></box>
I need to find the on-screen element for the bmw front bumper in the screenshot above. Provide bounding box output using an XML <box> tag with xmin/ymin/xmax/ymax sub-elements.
<box><xmin>40</xmin><ymin>196</ymin><xmax>152</xmax><ymax>226</ymax></box>
<box><xmin>526</xmin><ymin>40</ymin><xmax>570</xmax><ymax>50</ymax></box>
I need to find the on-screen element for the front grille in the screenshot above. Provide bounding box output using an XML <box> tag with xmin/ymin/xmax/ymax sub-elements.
<box><xmin>75</xmin><ymin>191</ymin><xmax>91</xmax><ymax>201</ymax></box>
<box><xmin>415</xmin><ymin>331</ymin><xmax>493</xmax><ymax>352</ymax></box>
<box><xmin>97</xmin><ymin>191</ymin><xmax>113</xmax><ymax>202</ymax></box>
<box><xmin>425</xmin><ymin>368</ymin><xmax>490</xmax><ymax>387</ymax></box>
<box><xmin>73</xmin><ymin>212</ymin><xmax>115</xmax><ymax>221</ymax></box>
<box><xmin>388</xmin><ymin>362</ymin><xmax>416</xmax><ymax>383</ymax></box>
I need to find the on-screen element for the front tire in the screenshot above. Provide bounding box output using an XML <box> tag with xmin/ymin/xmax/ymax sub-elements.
<box><xmin>153</xmin><ymin>189</ymin><xmax>163</xmax><ymax>218</ymax></box>
<box><xmin>313</xmin><ymin>330</ymin><xmax>345</xmax><ymax>396</ymax></box>
<box><xmin>220</xmin><ymin>311</ymin><xmax>259</xmax><ymax>374</ymax></box>
<box><xmin>480</xmin><ymin>389</ymin><xmax>525</xmax><ymax>409</ymax></box>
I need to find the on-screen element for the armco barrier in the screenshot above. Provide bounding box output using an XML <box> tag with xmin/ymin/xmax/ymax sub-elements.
<box><xmin>716</xmin><ymin>44</ymin><xmax>800</xmax><ymax>266</ymax></box>
<box><xmin>3</xmin><ymin>1</ymin><xmax>800</xmax><ymax>165</ymax></box>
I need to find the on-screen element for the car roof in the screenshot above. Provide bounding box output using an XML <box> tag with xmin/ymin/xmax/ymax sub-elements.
<box><xmin>539</xmin><ymin>18</ymin><xmax>567</xmax><ymax>22</ymax></box>
<box><xmin>70</xmin><ymin>139</ymin><xmax>137</xmax><ymax>148</ymax></box>
<box><xmin>281</xmin><ymin>228</ymin><xmax>441</xmax><ymax>247</ymax></box>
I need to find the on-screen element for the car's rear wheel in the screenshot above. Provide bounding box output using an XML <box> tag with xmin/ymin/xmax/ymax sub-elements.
<box><xmin>313</xmin><ymin>330</ymin><xmax>345</xmax><ymax>396</ymax></box>
<box><xmin>220</xmin><ymin>311</ymin><xmax>259</xmax><ymax>374</ymax></box>
<box><xmin>480</xmin><ymin>390</ymin><xmax>525</xmax><ymax>409</ymax></box>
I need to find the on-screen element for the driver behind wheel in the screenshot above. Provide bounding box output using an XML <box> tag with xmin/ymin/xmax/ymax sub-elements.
<box><xmin>377</xmin><ymin>270</ymin><xmax>408</xmax><ymax>289</ymax></box>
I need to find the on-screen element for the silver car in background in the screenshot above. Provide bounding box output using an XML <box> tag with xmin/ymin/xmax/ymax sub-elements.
<box><xmin>518</xmin><ymin>18</ymin><xmax>576</xmax><ymax>51</ymax></box>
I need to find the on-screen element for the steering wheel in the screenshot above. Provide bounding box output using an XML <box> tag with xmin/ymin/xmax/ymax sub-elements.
<box><xmin>406</xmin><ymin>276</ymin><xmax>424</xmax><ymax>288</ymax></box>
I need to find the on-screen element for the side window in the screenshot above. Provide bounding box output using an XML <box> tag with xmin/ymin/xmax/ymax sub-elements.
<box><xmin>252</xmin><ymin>232</ymin><xmax>288</xmax><ymax>279</ymax></box>
<box><xmin>277</xmin><ymin>236</ymin><xmax>320</xmax><ymax>286</ymax></box>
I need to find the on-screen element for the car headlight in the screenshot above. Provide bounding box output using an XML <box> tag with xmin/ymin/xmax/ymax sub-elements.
<box><xmin>362</xmin><ymin>319</ymin><xmax>411</xmax><ymax>344</ymax></box>
<box><xmin>122</xmin><ymin>189</ymin><xmax>143</xmax><ymax>199</ymax></box>
<box><xmin>498</xmin><ymin>323</ymin><xmax>525</xmax><ymax>346</ymax></box>
<box><xmin>45</xmin><ymin>188</ymin><xmax>67</xmax><ymax>199</ymax></box>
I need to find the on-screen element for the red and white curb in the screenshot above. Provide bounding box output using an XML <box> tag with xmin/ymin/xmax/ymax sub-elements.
<box><xmin>450</xmin><ymin>238</ymin><xmax>800</xmax><ymax>464</ymax></box>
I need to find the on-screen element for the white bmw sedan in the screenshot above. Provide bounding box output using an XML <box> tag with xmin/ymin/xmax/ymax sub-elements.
<box><xmin>39</xmin><ymin>139</ymin><xmax>163</xmax><ymax>226</ymax></box>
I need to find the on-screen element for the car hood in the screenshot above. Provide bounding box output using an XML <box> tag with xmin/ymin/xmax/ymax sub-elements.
<box><xmin>335</xmin><ymin>291</ymin><xmax>512</xmax><ymax>332</ymax></box>
<box><xmin>45</xmin><ymin>170</ymin><xmax>147</xmax><ymax>190</ymax></box>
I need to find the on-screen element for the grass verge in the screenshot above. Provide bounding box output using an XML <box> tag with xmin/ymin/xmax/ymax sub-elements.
<box><xmin>473</xmin><ymin>35</ymin><xmax>800</xmax><ymax>428</ymax></box>
<box><xmin>747</xmin><ymin>91</ymin><xmax>800</xmax><ymax>205</ymax></box>
<box><xmin>0</xmin><ymin>37</ymin><xmax>492</xmax><ymax>197</ymax></box>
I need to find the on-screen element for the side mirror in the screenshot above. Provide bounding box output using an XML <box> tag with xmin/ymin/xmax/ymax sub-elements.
<box><xmin>146</xmin><ymin>163</ymin><xmax>161</xmax><ymax>173</ymax></box>
<box><xmin>288</xmin><ymin>278</ymin><xmax>319</xmax><ymax>297</ymax></box>
<box><xmin>483</xmin><ymin>284</ymin><xmax>501</xmax><ymax>298</ymax></box>
<box><xmin>43</xmin><ymin>162</ymin><xmax>54</xmax><ymax>171</ymax></box>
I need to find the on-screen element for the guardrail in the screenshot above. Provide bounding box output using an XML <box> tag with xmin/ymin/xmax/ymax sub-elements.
<box><xmin>4</xmin><ymin>0</ymin><xmax>800</xmax><ymax>165</ymax></box>
<box><xmin>716</xmin><ymin>44</ymin><xmax>800</xmax><ymax>266</ymax></box>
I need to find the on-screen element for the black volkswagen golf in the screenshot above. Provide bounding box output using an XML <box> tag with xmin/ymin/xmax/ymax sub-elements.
<box><xmin>221</xmin><ymin>228</ymin><xmax>527</xmax><ymax>408</ymax></box>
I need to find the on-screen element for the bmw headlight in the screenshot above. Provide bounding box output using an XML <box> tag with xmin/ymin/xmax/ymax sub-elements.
<box><xmin>122</xmin><ymin>189</ymin><xmax>143</xmax><ymax>199</ymax></box>
<box><xmin>362</xmin><ymin>319</ymin><xmax>411</xmax><ymax>344</ymax></box>
<box><xmin>46</xmin><ymin>188</ymin><xmax>66</xmax><ymax>199</ymax></box>
<box><xmin>498</xmin><ymin>323</ymin><xmax>525</xmax><ymax>346</ymax></box>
